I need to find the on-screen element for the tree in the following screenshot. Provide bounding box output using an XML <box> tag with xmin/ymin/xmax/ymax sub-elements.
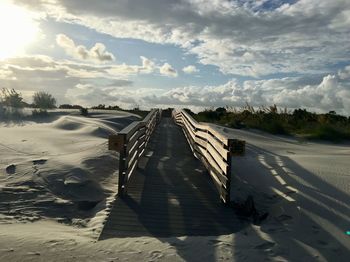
<box><xmin>33</xmin><ymin>91</ymin><xmax>56</xmax><ymax>109</ymax></box>
<box><xmin>215</xmin><ymin>107</ymin><xmax>227</xmax><ymax>114</ymax></box>
<box><xmin>1</xmin><ymin>88</ymin><xmax>24</xmax><ymax>108</ymax></box>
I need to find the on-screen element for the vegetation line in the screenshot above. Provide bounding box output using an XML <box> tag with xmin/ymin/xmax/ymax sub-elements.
<box><xmin>184</xmin><ymin>104</ymin><xmax>350</xmax><ymax>143</ymax></box>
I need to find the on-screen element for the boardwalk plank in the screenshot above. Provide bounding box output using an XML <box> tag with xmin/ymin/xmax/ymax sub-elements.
<box><xmin>99</xmin><ymin>118</ymin><xmax>243</xmax><ymax>240</ymax></box>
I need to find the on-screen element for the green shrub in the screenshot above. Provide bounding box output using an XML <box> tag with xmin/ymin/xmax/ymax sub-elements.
<box><xmin>308</xmin><ymin>125</ymin><xmax>350</xmax><ymax>142</ymax></box>
<box><xmin>1</xmin><ymin>88</ymin><xmax>24</xmax><ymax>108</ymax></box>
<box><xmin>0</xmin><ymin>88</ymin><xmax>25</xmax><ymax>120</ymax></box>
<box><xmin>33</xmin><ymin>92</ymin><xmax>56</xmax><ymax>109</ymax></box>
<box><xmin>193</xmin><ymin>105</ymin><xmax>350</xmax><ymax>142</ymax></box>
<box><xmin>80</xmin><ymin>107</ymin><xmax>89</xmax><ymax>116</ymax></box>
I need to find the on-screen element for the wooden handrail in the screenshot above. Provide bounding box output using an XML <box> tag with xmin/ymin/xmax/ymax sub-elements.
<box><xmin>109</xmin><ymin>109</ymin><xmax>162</xmax><ymax>196</ymax></box>
<box><xmin>172</xmin><ymin>109</ymin><xmax>245</xmax><ymax>203</ymax></box>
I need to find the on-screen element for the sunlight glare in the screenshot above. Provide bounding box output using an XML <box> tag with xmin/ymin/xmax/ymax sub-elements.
<box><xmin>0</xmin><ymin>1</ymin><xmax>39</xmax><ymax>59</ymax></box>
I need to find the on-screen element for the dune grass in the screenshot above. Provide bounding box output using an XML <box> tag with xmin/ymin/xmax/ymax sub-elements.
<box><xmin>190</xmin><ymin>105</ymin><xmax>350</xmax><ymax>142</ymax></box>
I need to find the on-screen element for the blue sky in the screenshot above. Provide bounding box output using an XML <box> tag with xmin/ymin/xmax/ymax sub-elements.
<box><xmin>0</xmin><ymin>0</ymin><xmax>350</xmax><ymax>114</ymax></box>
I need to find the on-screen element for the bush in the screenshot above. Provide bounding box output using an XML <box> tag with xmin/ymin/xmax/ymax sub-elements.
<box><xmin>0</xmin><ymin>88</ymin><xmax>25</xmax><ymax>119</ymax></box>
<box><xmin>1</xmin><ymin>88</ymin><xmax>24</xmax><ymax>108</ymax></box>
<box><xmin>80</xmin><ymin>107</ymin><xmax>89</xmax><ymax>116</ymax></box>
<box><xmin>59</xmin><ymin>104</ymin><xmax>83</xmax><ymax>109</ymax></box>
<box><xmin>193</xmin><ymin>104</ymin><xmax>350</xmax><ymax>142</ymax></box>
<box><xmin>308</xmin><ymin>125</ymin><xmax>350</xmax><ymax>142</ymax></box>
<box><xmin>33</xmin><ymin>92</ymin><xmax>56</xmax><ymax>109</ymax></box>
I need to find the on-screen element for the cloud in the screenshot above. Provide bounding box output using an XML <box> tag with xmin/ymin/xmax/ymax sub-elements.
<box><xmin>106</xmin><ymin>79</ymin><xmax>133</xmax><ymax>87</ymax></box>
<box><xmin>140</xmin><ymin>56</ymin><xmax>156</xmax><ymax>73</ymax></box>
<box><xmin>15</xmin><ymin>0</ymin><xmax>350</xmax><ymax>77</ymax></box>
<box><xmin>0</xmin><ymin>55</ymin><xmax>132</xmax><ymax>104</ymax></box>
<box><xmin>143</xmin><ymin>71</ymin><xmax>350</xmax><ymax>115</ymax></box>
<box><xmin>182</xmin><ymin>65</ymin><xmax>199</xmax><ymax>74</ymax></box>
<box><xmin>56</xmin><ymin>34</ymin><xmax>115</xmax><ymax>63</ymax></box>
<box><xmin>159</xmin><ymin>63</ymin><xmax>178</xmax><ymax>77</ymax></box>
<box><xmin>2</xmin><ymin>55</ymin><xmax>349</xmax><ymax>114</ymax></box>
<box><xmin>338</xmin><ymin>65</ymin><xmax>350</xmax><ymax>80</ymax></box>
<box><xmin>65</xmin><ymin>84</ymin><xmax>162</xmax><ymax>108</ymax></box>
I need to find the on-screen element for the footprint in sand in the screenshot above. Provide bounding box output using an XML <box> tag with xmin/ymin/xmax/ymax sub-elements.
<box><xmin>32</xmin><ymin>159</ymin><xmax>47</xmax><ymax>165</ymax></box>
<box><xmin>5</xmin><ymin>164</ymin><xmax>16</xmax><ymax>174</ymax></box>
<box><xmin>149</xmin><ymin>250</ymin><xmax>163</xmax><ymax>259</ymax></box>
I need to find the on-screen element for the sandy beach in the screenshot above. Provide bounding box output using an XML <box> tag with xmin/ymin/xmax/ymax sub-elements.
<box><xmin>0</xmin><ymin>112</ymin><xmax>349</xmax><ymax>261</ymax></box>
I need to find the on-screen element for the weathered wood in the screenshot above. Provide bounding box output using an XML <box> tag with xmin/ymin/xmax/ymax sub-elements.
<box><xmin>205</xmin><ymin>141</ymin><xmax>229</xmax><ymax>174</ymax></box>
<box><xmin>172</xmin><ymin>109</ymin><xmax>245</xmax><ymax>203</ymax></box>
<box><xmin>115</xmin><ymin>109</ymin><xmax>161</xmax><ymax>196</ymax></box>
<box><xmin>108</xmin><ymin>135</ymin><xmax>124</xmax><ymax>151</ymax></box>
<box><xmin>126</xmin><ymin>127</ymin><xmax>146</xmax><ymax>151</ymax></box>
<box><xmin>127</xmin><ymin>134</ymin><xmax>146</xmax><ymax>162</ymax></box>
<box><xmin>118</xmin><ymin>134</ymin><xmax>127</xmax><ymax>196</ymax></box>
<box><xmin>206</xmin><ymin>135</ymin><xmax>229</xmax><ymax>161</ymax></box>
<box><xmin>119</xmin><ymin>122</ymin><xmax>142</xmax><ymax>140</ymax></box>
<box><xmin>100</xmin><ymin>117</ymin><xmax>246</xmax><ymax>240</ymax></box>
<box><xmin>230</xmin><ymin>139</ymin><xmax>246</xmax><ymax>156</ymax></box>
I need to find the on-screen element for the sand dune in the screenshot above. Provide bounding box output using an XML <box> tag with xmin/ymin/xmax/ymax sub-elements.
<box><xmin>0</xmin><ymin>111</ymin><xmax>137</xmax><ymax>235</ymax></box>
<box><xmin>226</xmin><ymin>127</ymin><xmax>350</xmax><ymax>261</ymax></box>
<box><xmin>0</xmin><ymin>114</ymin><xmax>349</xmax><ymax>261</ymax></box>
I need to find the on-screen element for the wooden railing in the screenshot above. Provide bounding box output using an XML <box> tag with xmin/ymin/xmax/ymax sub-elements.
<box><xmin>172</xmin><ymin>109</ymin><xmax>245</xmax><ymax>203</ymax></box>
<box><xmin>108</xmin><ymin>109</ymin><xmax>162</xmax><ymax>196</ymax></box>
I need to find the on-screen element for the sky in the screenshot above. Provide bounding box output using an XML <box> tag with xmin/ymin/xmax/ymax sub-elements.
<box><xmin>0</xmin><ymin>0</ymin><xmax>349</xmax><ymax>114</ymax></box>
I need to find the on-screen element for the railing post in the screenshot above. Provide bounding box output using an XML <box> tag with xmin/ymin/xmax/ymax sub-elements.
<box><xmin>223</xmin><ymin>139</ymin><xmax>233</xmax><ymax>204</ymax></box>
<box><xmin>118</xmin><ymin>134</ymin><xmax>127</xmax><ymax>197</ymax></box>
<box><xmin>157</xmin><ymin>109</ymin><xmax>161</xmax><ymax>123</ymax></box>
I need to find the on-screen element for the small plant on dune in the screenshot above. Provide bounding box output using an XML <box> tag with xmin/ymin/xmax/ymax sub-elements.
<box><xmin>0</xmin><ymin>88</ymin><xmax>24</xmax><ymax>119</ymax></box>
<box><xmin>1</xmin><ymin>88</ymin><xmax>24</xmax><ymax>108</ymax></box>
<box><xmin>80</xmin><ymin>107</ymin><xmax>89</xmax><ymax>116</ymax></box>
<box><xmin>33</xmin><ymin>91</ymin><xmax>56</xmax><ymax>109</ymax></box>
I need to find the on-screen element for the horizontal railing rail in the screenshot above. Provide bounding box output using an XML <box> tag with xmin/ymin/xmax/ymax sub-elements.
<box><xmin>109</xmin><ymin>109</ymin><xmax>162</xmax><ymax>196</ymax></box>
<box><xmin>172</xmin><ymin>109</ymin><xmax>245</xmax><ymax>203</ymax></box>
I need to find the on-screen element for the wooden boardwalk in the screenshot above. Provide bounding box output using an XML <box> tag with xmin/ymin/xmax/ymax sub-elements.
<box><xmin>99</xmin><ymin>118</ymin><xmax>242</xmax><ymax>239</ymax></box>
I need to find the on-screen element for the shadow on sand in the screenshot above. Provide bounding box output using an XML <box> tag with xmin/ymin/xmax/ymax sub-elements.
<box><xmin>230</xmin><ymin>144</ymin><xmax>350</xmax><ymax>261</ymax></box>
<box><xmin>99</xmin><ymin>118</ymin><xmax>349</xmax><ymax>261</ymax></box>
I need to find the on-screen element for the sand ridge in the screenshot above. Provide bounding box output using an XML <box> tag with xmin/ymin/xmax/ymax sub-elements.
<box><xmin>0</xmin><ymin>112</ymin><xmax>349</xmax><ymax>261</ymax></box>
<box><xmin>0</xmin><ymin>110</ymin><xmax>137</xmax><ymax>235</ymax></box>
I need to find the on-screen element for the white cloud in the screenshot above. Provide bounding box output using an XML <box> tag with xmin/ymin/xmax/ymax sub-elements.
<box><xmin>338</xmin><ymin>65</ymin><xmax>350</xmax><ymax>80</ymax></box>
<box><xmin>15</xmin><ymin>0</ymin><xmax>350</xmax><ymax>77</ymax></box>
<box><xmin>0</xmin><ymin>54</ymin><xmax>176</xmax><ymax>107</ymax></box>
<box><xmin>65</xmin><ymin>84</ymin><xmax>163</xmax><ymax>108</ymax></box>
<box><xmin>56</xmin><ymin>34</ymin><xmax>115</xmax><ymax>63</ymax></box>
<box><xmin>5</xmin><ymin>1</ymin><xmax>350</xmax><ymax>114</ymax></box>
<box><xmin>2</xmin><ymin>55</ymin><xmax>350</xmax><ymax>114</ymax></box>
<box><xmin>159</xmin><ymin>63</ymin><xmax>178</xmax><ymax>77</ymax></box>
<box><xmin>182</xmin><ymin>65</ymin><xmax>199</xmax><ymax>74</ymax></box>
<box><xmin>0</xmin><ymin>55</ymin><xmax>131</xmax><ymax>104</ymax></box>
<box><xmin>143</xmin><ymin>71</ymin><xmax>350</xmax><ymax>115</ymax></box>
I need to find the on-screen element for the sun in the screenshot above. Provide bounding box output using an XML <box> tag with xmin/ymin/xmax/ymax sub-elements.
<box><xmin>0</xmin><ymin>1</ymin><xmax>39</xmax><ymax>59</ymax></box>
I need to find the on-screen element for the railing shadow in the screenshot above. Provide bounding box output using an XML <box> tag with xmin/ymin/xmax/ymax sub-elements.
<box><xmin>231</xmin><ymin>143</ymin><xmax>350</xmax><ymax>261</ymax></box>
<box><xmin>100</xmin><ymin>117</ymin><xmax>349</xmax><ymax>261</ymax></box>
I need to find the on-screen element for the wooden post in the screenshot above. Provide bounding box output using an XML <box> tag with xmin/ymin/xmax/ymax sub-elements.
<box><xmin>108</xmin><ymin>135</ymin><xmax>124</xmax><ymax>151</ymax></box>
<box><xmin>223</xmin><ymin>139</ymin><xmax>233</xmax><ymax>204</ymax></box>
<box><xmin>118</xmin><ymin>134</ymin><xmax>127</xmax><ymax>197</ymax></box>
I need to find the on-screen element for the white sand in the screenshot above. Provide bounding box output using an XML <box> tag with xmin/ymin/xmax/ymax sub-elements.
<box><xmin>226</xmin><ymin>127</ymin><xmax>350</xmax><ymax>261</ymax></box>
<box><xmin>0</xmin><ymin>110</ymin><xmax>139</xmax><ymax>235</ymax></box>
<box><xmin>0</xmin><ymin>115</ymin><xmax>349</xmax><ymax>261</ymax></box>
